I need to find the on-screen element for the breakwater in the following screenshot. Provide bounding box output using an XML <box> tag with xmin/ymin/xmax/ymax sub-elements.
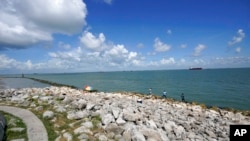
<box><xmin>1</xmin><ymin>86</ymin><xmax>250</xmax><ymax>141</ymax></box>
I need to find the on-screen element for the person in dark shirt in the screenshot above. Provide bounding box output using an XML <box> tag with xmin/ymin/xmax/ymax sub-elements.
<box><xmin>181</xmin><ymin>93</ymin><xmax>185</xmax><ymax>102</ymax></box>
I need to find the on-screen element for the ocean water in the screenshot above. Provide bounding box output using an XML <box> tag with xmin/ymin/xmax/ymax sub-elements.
<box><xmin>0</xmin><ymin>78</ymin><xmax>50</xmax><ymax>89</ymax></box>
<box><xmin>2</xmin><ymin>68</ymin><xmax>250</xmax><ymax>110</ymax></box>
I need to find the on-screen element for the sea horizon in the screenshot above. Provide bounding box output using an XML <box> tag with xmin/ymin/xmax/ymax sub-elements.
<box><xmin>1</xmin><ymin>66</ymin><xmax>250</xmax><ymax>76</ymax></box>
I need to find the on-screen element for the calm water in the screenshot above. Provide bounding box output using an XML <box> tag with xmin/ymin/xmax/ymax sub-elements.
<box><xmin>0</xmin><ymin>78</ymin><xmax>50</xmax><ymax>89</ymax></box>
<box><xmin>2</xmin><ymin>68</ymin><xmax>250</xmax><ymax>110</ymax></box>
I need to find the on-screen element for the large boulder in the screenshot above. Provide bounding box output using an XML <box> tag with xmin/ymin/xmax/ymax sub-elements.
<box><xmin>123</xmin><ymin>110</ymin><xmax>142</xmax><ymax>122</ymax></box>
<box><xmin>105</xmin><ymin>123</ymin><xmax>124</xmax><ymax>135</ymax></box>
<box><xmin>101</xmin><ymin>113</ymin><xmax>115</xmax><ymax>125</ymax></box>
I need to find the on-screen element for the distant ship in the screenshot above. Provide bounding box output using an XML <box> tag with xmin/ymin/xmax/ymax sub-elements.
<box><xmin>189</xmin><ymin>67</ymin><xmax>203</xmax><ymax>70</ymax></box>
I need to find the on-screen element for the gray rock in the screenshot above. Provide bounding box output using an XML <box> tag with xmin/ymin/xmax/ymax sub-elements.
<box><xmin>67</xmin><ymin>111</ymin><xmax>76</xmax><ymax>120</ymax></box>
<box><xmin>105</xmin><ymin>123</ymin><xmax>124</xmax><ymax>135</ymax></box>
<box><xmin>112</xmin><ymin>108</ymin><xmax>120</xmax><ymax>119</ymax></box>
<box><xmin>140</xmin><ymin>128</ymin><xmax>163</xmax><ymax>141</ymax></box>
<box><xmin>75</xmin><ymin>111</ymin><xmax>88</xmax><ymax>120</ymax></box>
<box><xmin>32</xmin><ymin>95</ymin><xmax>39</xmax><ymax>99</ymax></box>
<box><xmin>11</xmin><ymin>96</ymin><xmax>23</xmax><ymax>103</ymax></box>
<box><xmin>123</xmin><ymin>111</ymin><xmax>141</xmax><ymax>122</ymax></box>
<box><xmin>39</xmin><ymin>96</ymin><xmax>53</xmax><ymax>102</ymax></box>
<box><xmin>81</xmin><ymin>121</ymin><xmax>93</xmax><ymax>128</ymax></box>
<box><xmin>173</xmin><ymin>125</ymin><xmax>186</xmax><ymax>139</ymax></box>
<box><xmin>102</xmin><ymin>113</ymin><xmax>115</xmax><ymax>125</ymax></box>
<box><xmin>131</xmin><ymin>129</ymin><xmax>146</xmax><ymax>141</ymax></box>
<box><xmin>163</xmin><ymin>123</ymin><xmax>173</xmax><ymax>133</ymax></box>
<box><xmin>21</xmin><ymin>101</ymin><xmax>30</xmax><ymax>107</ymax></box>
<box><xmin>43</xmin><ymin>110</ymin><xmax>54</xmax><ymax>119</ymax></box>
<box><xmin>54</xmin><ymin>106</ymin><xmax>66</xmax><ymax>113</ymax></box>
<box><xmin>63</xmin><ymin>132</ymin><xmax>72</xmax><ymax>141</ymax></box>
<box><xmin>107</xmin><ymin>132</ymin><xmax>115</xmax><ymax>139</ymax></box>
<box><xmin>145</xmin><ymin>119</ymin><xmax>157</xmax><ymax>129</ymax></box>
<box><xmin>9</xmin><ymin>127</ymin><xmax>25</xmax><ymax>132</ymax></box>
<box><xmin>98</xmin><ymin>134</ymin><xmax>108</xmax><ymax>141</ymax></box>
<box><xmin>114</xmin><ymin>134</ymin><xmax>124</xmax><ymax>141</ymax></box>
<box><xmin>77</xmin><ymin>99</ymin><xmax>87</xmax><ymax>110</ymax></box>
<box><xmin>205</xmin><ymin>129</ymin><xmax>217</xmax><ymax>138</ymax></box>
<box><xmin>116</xmin><ymin>117</ymin><xmax>126</xmax><ymax>125</ymax></box>
<box><xmin>10</xmin><ymin>139</ymin><xmax>25</xmax><ymax>141</ymax></box>
<box><xmin>123</xmin><ymin>129</ymin><xmax>132</xmax><ymax>141</ymax></box>
<box><xmin>74</xmin><ymin>126</ymin><xmax>93</xmax><ymax>135</ymax></box>
<box><xmin>63</xmin><ymin>96</ymin><xmax>73</xmax><ymax>104</ymax></box>
<box><xmin>58</xmin><ymin>94</ymin><xmax>66</xmax><ymax>100</ymax></box>
<box><xmin>86</xmin><ymin>103</ymin><xmax>95</xmax><ymax>110</ymax></box>
<box><xmin>78</xmin><ymin>133</ymin><xmax>89</xmax><ymax>139</ymax></box>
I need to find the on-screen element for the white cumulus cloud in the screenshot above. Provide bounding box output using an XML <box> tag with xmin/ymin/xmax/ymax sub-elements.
<box><xmin>80</xmin><ymin>31</ymin><xmax>106</xmax><ymax>51</ymax></box>
<box><xmin>48</xmin><ymin>47</ymin><xmax>82</xmax><ymax>61</ymax></box>
<box><xmin>228</xmin><ymin>29</ymin><xmax>245</xmax><ymax>46</ymax></box>
<box><xmin>160</xmin><ymin>57</ymin><xmax>175</xmax><ymax>65</ymax></box>
<box><xmin>154</xmin><ymin>38</ymin><xmax>171</xmax><ymax>52</ymax></box>
<box><xmin>193</xmin><ymin>44</ymin><xmax>206</xmax><ymax>57</ymax></box>
<box><xmin>0</xmin><ymin>0</ymin><xmax>87</xmax><ymax>49</ymax></box>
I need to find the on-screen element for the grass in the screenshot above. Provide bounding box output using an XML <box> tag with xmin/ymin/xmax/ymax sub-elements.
<box><xmin>30</xmin><ymin>107</ymin><xmax>58</xmax><ymax>141</ymax></box>
<box><xmin>91</xmin><ymin>115</ymin><xmax>102</xmax><ymax>130</ymax></box>
<box><xmin>0</xmin><ymin>111</ymin><xmax>28</xmax><ymax>141</ymax></box>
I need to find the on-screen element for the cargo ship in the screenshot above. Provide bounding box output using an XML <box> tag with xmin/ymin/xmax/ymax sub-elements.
<box><xmin>189</xmin><ymin>67</ymin><xmax>202</xmax><ymax>70</ymax></box>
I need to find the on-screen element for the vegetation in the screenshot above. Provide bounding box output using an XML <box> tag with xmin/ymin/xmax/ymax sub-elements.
<box><xmin>0</xmin><ymin>111</ymin><xmax>28</xmax><ymax>141</ymax></box>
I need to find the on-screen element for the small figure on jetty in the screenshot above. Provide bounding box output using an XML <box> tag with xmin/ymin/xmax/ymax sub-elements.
<box><xmin>181</xmin><ymin>93</ymin><xmax>185</xmax><ymax>102</ymax></box>
<box><xmin>162</xmin><ymin>90</ymin><xmax>167</xmax><ymax>98</ymax></box>
<box><xmin>148</xmin><ymin>88</ymin><xmax>152</xmax><ymax>95</ymax></box>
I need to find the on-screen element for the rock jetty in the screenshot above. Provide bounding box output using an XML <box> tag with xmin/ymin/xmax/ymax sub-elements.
<box><xmin>0</xmin><ymin>86</ymin><xmax>249</xmax><ymax>141</ymax></box>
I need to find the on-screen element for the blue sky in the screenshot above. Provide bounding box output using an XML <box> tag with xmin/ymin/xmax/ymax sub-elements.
<box><xmin>0</xmin><ymin>0</ymin><xmax>249</xmax><ymax>73</ymax></box>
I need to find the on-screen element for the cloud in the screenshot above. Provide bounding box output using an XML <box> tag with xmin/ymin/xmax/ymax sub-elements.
<box><xmin>103</xmin><ymin>0</ymin><xmax>113</xmax><ymax>5</ymax></box>
<box><xmin>0</xmin><ymin>0</ymin><xmax>87</xmax><ymax>49</ymax></box>
<box><xmin>160</xmin><ymin>57</ymin><xmax>175</xmax><ymax>65</ymax></box>
<box><xmin>154</xmin><ymin>38</ymin><xmax>171</xmax><ymax>52</ymax></box>
<box><xmin>193</xmin><ymin>44</ymin><xmax>206</xmax><ymax>56</ymax></box>
<box><xmin>137</xmin><ymin>43</ymin><xmax>144</xmax><ymax>48</ymax></box>
<box><xmin>103</xmin><ymin>45</ymin><xmax>139</xmax><ymax>66</ymax></box>
<box><xmin>235</xmin><ymin>47</ymin><xmax>241</xmax><ymax>53</ymax></box>
<box><xmin>167</xmin><ymin>29</ymin><xmax>172</xmax><ymax>35</ymax></box>
<box><xmin>228</xmin><ymin>29</ymin><xmax>245</xmax><ymax>46</ymax></box>
<box><xmin>48</xmin><ymin>47</ymin><xmax>82</xmax><ymax>61</ymax></box>
<box><xmin>80</xmin><ymin>31</ymin><xmax>106</xmax><ymax>51</ymax></box>
<box><xmin>0</xmin><ymin>54</ymin><xmax>33</xmax><ymax>70</ymax></box>
<box><xmin>180</xmin><ymin>44</ymin><xmax>187</xmax><ymax>48</ymax></box>
<box><xmin>210</xmin><ymin>56</ymin><xmax>250</xmax><ymax>67</ymax></box>
<box><xmin>44</xmin><ymin>31</ymin><xmax>143</xmax><ymax>70</ymax></box>
<box><xmin>58</xmin><ymin>42</ymin><xmax>71</xmax><ymax>50</ymax></box>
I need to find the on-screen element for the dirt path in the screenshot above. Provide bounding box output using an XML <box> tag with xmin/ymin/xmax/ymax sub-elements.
<box><xmin>0</xmin><ymin>106</ymin><xmax>48</xmax><ymax>141</ymax></box>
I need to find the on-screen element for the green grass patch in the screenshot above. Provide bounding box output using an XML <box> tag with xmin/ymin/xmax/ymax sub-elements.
<box><xmin>0</xmin><ymin>111</ymin><xmax>28</xmax><ymax>141</ymax></box>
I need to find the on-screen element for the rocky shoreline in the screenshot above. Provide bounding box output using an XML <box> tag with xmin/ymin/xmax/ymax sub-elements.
<box><xmin>0</xmin><ymin>86</ymin><xmax>250</xmax><ymax>141</ymax></box>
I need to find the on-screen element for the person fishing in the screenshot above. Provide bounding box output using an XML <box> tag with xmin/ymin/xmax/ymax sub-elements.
<box><xmin>148</xmin><ymin>88</ymin><xmax>152</xmax><ymax>95</ymax></box>
<box><xmin>181</xmin><ymin>93</ymin><xmax>185</xmax><ymax>102</ymax></box>
<box><xmin>162</xmin><ymin>90</ymin><xmax>167</xmax><ymax>98</ymax></box>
